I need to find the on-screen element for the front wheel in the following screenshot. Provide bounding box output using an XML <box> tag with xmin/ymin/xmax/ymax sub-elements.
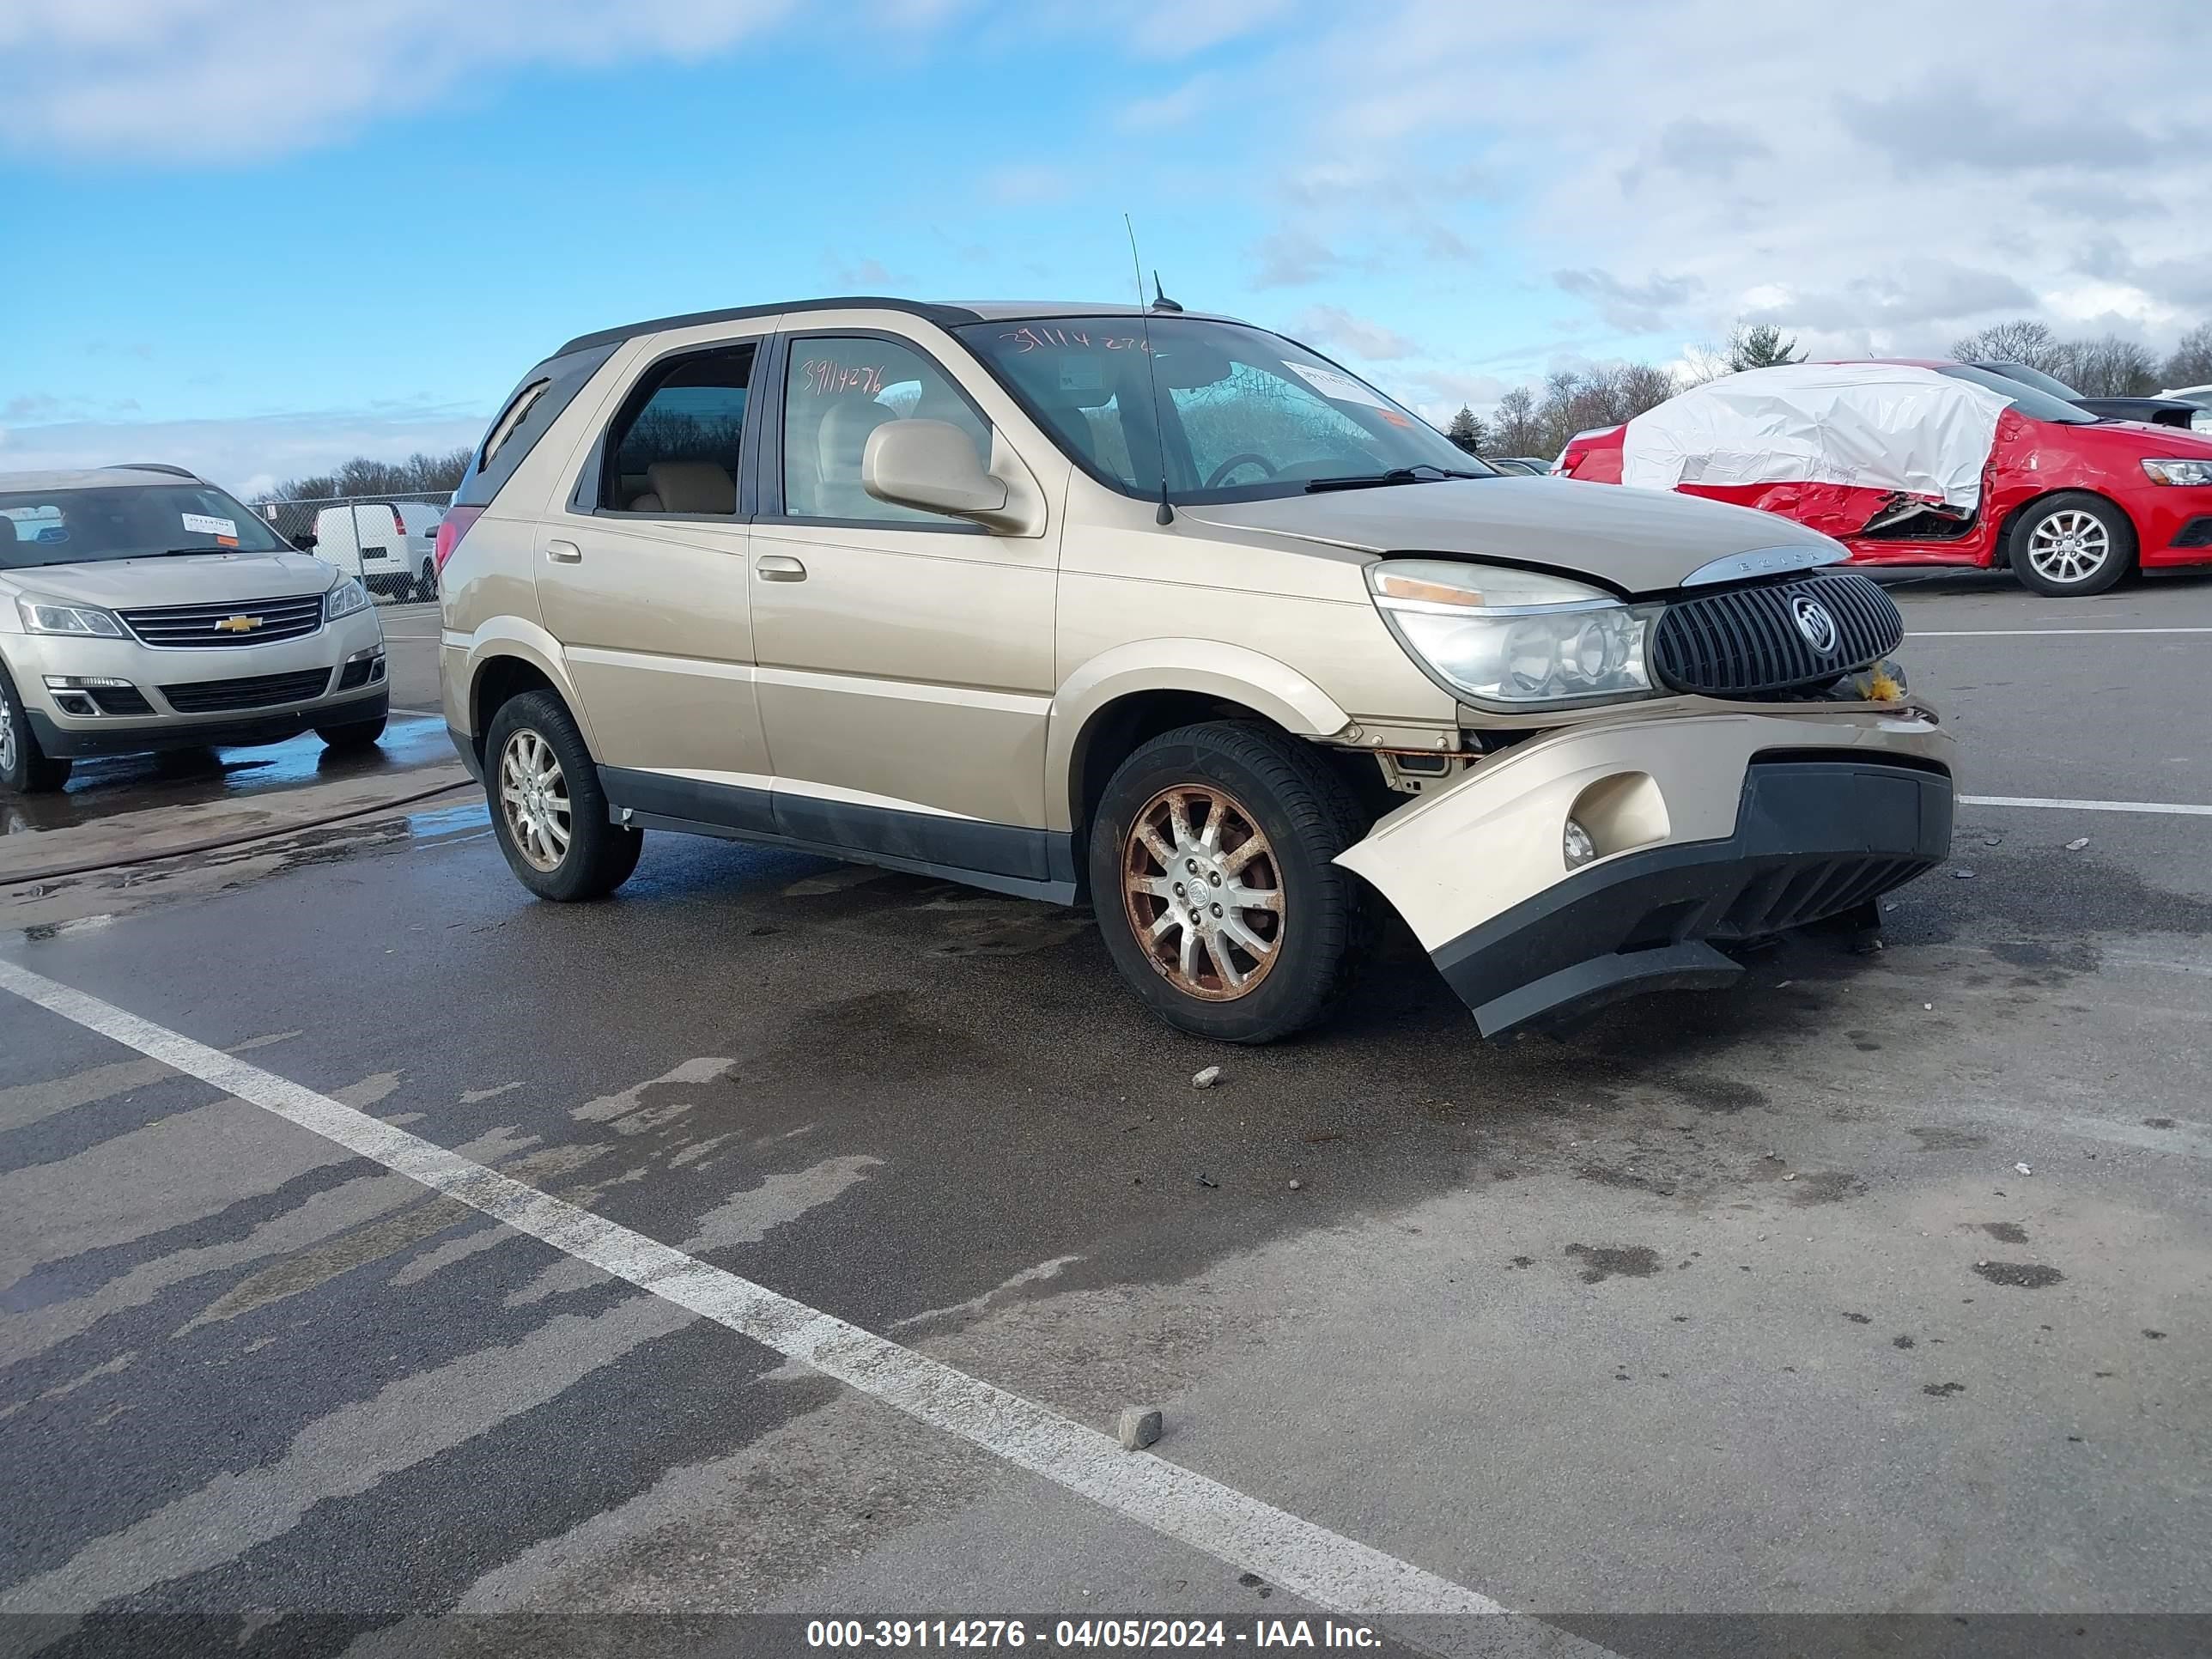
<box><xmin>316</xmin><ymin>715</ymin><xmax>386</xmax><ymax>750</ymax></box>
<box><xmin>483</xmin><ymin>690</ymin><xmax>641</xmax><ymax>901</ymax></box>
<box><xmin>0</xmin><ymin>663</ymin><xmax>73</xmax><ymax>795</ymax></box>
<box><xmin>1088</xmin><ymin>721</ymin><xmax>1372</xmax><ymax>1043</ymax></box>
<box><xmin>2010</xmin><ymin>493</ymin><xmax>2136</xmax><ymax>597</ymax></box>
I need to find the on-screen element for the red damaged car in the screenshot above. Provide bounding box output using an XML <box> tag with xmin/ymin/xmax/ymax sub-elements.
<box><xmin>1556</xmin><ymin>362</ymin><xmax>2212</xmax><ymax>597</ymax></box>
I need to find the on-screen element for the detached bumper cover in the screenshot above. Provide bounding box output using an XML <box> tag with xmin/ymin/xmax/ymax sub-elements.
<box><xmin>1436</xmin><ymin>759</ymin><xmax>1951</xmax><ymax>1035</ymax></box>
<box><xmin>1334</xmin><ymin>708</ymin><xmax>1955</xmax><ymax>1038</ymax></box>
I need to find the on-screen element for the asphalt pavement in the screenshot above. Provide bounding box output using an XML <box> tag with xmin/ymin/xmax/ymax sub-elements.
<box><xmin>2</xmin><ymin>574</ymin><xmax>2208</xmax><ymax>1657</ymax></box>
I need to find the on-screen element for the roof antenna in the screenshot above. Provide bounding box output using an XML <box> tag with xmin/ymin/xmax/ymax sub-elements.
<box><xmin>1125</xmin><ymin>215</ymin><xmax>1176</xmax><ymax>526</ymax></box>
<box><xmin>1151</xmin><ymin>272</ymin><xmax>1182</xmax><ymax>313</ymax></box>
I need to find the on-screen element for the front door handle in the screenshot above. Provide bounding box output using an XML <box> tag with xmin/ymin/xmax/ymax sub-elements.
<box><xmin>757</xmin><ymin>554</ymin><xmax>808</xmax><ymax>582</ymax></box>
<box><xmin>546</xmin><ymin>539</ymin><xmax>582</xmax><ymax>563</ymax></box>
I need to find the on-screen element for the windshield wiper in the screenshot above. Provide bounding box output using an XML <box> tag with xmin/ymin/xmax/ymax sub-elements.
<box><xmin>1304</xmin><ymin>464</ymin><xmax>1485</xmax><ymax>493</ymax></box>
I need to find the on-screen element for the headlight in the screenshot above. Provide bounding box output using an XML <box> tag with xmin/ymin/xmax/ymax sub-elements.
<box><xmin>1366</xmin><ymin>558</ymin><xmax>1661</xmax><ymax>709</ymax></box>
<box><xmin>323</xmin><ymin>577</ymin><xmax>370</xmax><ymax>620</ymax></box>
<box><xmin>16</xmin><ymin>597</ymin><xmax>125</xmax><ymax>637</ymax></box>
<box><xmin>2141</xmin><ymin>458</ymin><xmax>2212</xmax><ymax>486</ymax></box>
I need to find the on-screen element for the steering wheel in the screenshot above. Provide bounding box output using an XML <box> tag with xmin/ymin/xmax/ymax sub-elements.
<box><xmin>1204</xmin><ymin>453</ymin><xmax>1279</xmax><ymax>489</ymax></box>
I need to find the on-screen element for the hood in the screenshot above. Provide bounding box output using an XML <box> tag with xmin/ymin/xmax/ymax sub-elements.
<box><xmin>1</xmin><ymin>551</ymin><xmax>338</xmax><ymax>608</ymax></box>
<box><xmin>1188</xmin><ymin>476</ymin><xmax>1841</xmax><ymax>595</ymax></box>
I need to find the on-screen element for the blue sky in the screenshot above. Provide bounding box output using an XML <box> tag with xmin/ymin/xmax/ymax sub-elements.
<box><xmin>4</xmin><ymin>0</ymin><xmax>2207</xmax><ymax>495</ymax></box>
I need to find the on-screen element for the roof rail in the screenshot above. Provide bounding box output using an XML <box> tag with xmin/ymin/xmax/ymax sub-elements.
<box><xmin>104</xmin><ymin>462</ymin><xmax>200</xmax><ymax>479</ymax></box>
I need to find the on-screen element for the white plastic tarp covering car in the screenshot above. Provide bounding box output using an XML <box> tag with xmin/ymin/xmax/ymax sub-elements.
<box><xmin>1620</xmin><ymin>363</ymin><xmax>2012</xmax><ymax>514</ymax></box>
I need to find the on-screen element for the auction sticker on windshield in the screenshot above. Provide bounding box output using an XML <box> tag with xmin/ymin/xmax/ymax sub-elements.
<box><xmin>1285</xmin><ymin>362</ymin><xmax>1394</xmax><ymax>411</ymax></box>
<box><xmin>181</xmin><ymin>512</ymin><xmax>239</xmax><ymax>545</ymax></box>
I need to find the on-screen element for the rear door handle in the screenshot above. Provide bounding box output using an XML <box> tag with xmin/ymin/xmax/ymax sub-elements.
<box><xmin>546</xmin><ymin>539</ymin><xmax>581</xmax><ymax>564</ymax></box>
<box><xmin>757</xmin><ymin>554</ymin><xmax>807</xmax><ymax>582</ymax></box>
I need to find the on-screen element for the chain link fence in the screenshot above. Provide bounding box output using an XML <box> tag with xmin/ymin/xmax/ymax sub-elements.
<box><xmin>253</xmin><ymin>490</ymin><xmax>453</xmax><ymax>605</ymax></box>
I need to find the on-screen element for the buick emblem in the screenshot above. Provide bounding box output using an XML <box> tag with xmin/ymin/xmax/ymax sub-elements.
<box><xmin>1790</xmin><ymin>595</ymin><xmax>1839</xmax><ymax>654</ymax></box>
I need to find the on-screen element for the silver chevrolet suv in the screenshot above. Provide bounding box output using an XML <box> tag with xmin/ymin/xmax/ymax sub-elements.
<box><xmin>0</xmin><ymin>465</ymin><xmax>390</xmax><ymax>793</ymax></box>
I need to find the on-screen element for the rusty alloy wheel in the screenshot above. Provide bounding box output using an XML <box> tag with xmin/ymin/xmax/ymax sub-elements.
<box><xmin>1120</xmin><ymin>783</ymin><xmax>1285</xmax><ymax>1000</ymax></box>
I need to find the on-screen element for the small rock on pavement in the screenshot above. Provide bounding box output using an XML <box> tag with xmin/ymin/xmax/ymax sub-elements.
<box><xmin>1118</xmin><ymin>1407</ymin><xmax>1164</xmax><ymax>1451</ymax></box>
<box><xmin>1191</xmin><ymin>1066</ymin><xmax>1223</xmax><ymax>1089</ymax></box>
<box><xmin>2014</xmin><ymin>1162</ymin><xmax>2033</xmax><ymax>1176</ymax></box>
<box><xmin>1953</xmin><ymin>868</ymin><xmax>1975</xmax><ymax>879</ymax></box>
<box><xmin>1288</xmin><ymin>1179</ymin><xmax>1302</xmax><ymax>1191</ymax></box>
<box><xmin>2066</xmin><ymin>837</ymin><xmax>2090</xmax><ymax>851</ymax></box>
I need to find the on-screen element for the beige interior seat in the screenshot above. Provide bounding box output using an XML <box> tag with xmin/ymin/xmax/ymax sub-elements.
<box><xmin>629</xmin><ymin>460</ymin><xmax>733</xmax><ymax>515</ymax></box>
<box><xmin>807</xmin><ymin>399</ymin><xmax>894</xmax><ymax>517</ymax></box>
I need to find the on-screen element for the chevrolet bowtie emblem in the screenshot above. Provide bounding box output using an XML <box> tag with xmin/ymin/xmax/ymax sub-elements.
<box><xmin>214</xmin><ymin>615</ymin><xmax>264</xmax><ymax>634</ymax></box>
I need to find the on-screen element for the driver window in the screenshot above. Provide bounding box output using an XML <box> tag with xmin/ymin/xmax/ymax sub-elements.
<box><xmin>781</xmin><ymin>337</ymin><xmax>990</xmax><ymax>524</ymax></box>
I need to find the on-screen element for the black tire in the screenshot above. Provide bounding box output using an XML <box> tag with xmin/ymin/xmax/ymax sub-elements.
<box><xmin>482</xmin><ymin>690</ymin><xmax>641</xmax><ymax>901</ymax></box>
<box><xmin>0</xmin><ymin>661</ymin><xmax>73</xmax><ymax>795</ymax></box>
<box><xmin>1088</xmin><ymin>720</ymin><xmax>1372</xmax><ymax>1043</ymax></box>
<box><xmin>2009</xmin><ymin>492</ymin><xmax>2136</xmax><ymax>598</ymax></box>
<box><xmin>316</xmin><ymin>714</ymin><xmax>387</xmax><ymax>750</ymax></box>
<box><xmin>415</xmin><ymin>561</ymin><xmax>436</xmax><ymax>603</ymax></box>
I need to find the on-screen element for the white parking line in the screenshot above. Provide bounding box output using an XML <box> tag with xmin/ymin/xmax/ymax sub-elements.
<box><xmin>1908</xmin><ymin>628</ymin><xmax>2212</xmax><ymax>637</ymax></box>
<box><xmin>1960</xmin><ymin>794</ymin><xmax>2212</xmax><ymax>818</ymax></box>
<box><xmin>0</xmin><ymin>958</ymin><xmax>1516</xmax><ymax>1625</ymax></box>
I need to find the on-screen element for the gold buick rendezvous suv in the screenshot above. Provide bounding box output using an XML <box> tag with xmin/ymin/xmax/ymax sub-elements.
<box><xmin>436</xmin><ymin>299</ymin><xmax>1955</xmax><ymax>1042</ymax></box>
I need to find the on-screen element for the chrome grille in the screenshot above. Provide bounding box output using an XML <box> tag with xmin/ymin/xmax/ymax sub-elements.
<box><xmin>1650</xmin><ymin>572</ymin><xmax>1902</xmax><ymax>698</ymax></box>
<box><xmin>117</xmin><ymin>593</ymin><xmax>325</xmax><ymax>649</ymax></box>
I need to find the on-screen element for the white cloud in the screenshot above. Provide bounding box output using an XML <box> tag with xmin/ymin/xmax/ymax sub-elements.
<box><xmin>0</xmin><ymin>406</ymin><xmax>489</xmax><ymax>501</ymax></box>
<box><xmin>0</xmin><ymin>0</ymin><xmax>803</xmax><ymax>159</ymax></box>
<box><xmin>1290</xmin><ymin>304</ymin><xmax>1417</xmax><ymax>361</ymax></box>
<box><xmin>1233</xmin><ymin>0</ymin><xmax>2212</xmax><ymax>362</ymax></box>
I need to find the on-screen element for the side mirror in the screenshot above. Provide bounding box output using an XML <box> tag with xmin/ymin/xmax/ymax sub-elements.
<box><xmin>862</xmin><ymin>420</ymin><xmax>1040</xmax><ymax>533</ymax></box>
<box><xmin>293</xmin><ymin>532</ymin><xmax>319</xmax><ymax>550</ymax></box>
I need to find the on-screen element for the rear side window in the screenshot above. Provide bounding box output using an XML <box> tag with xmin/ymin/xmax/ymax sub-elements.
<box><xmin>452</xmin><ymin>340</ymin><xmax>621</xmax><ymax>510</ymax></box>
<box><xmin>599</xmin><ymin>343</ymin><xmax>755</xmax><ymax>514</ymax></box>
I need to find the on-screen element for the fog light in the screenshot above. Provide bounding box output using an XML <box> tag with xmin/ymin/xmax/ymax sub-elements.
<box><xmin>1564</xmin><ymin>817</ymin><xmax>1597</xmax><ymax>870</ymax></box>
<box><xmin>44</xmin><ymin>674</ymin><xmax>134</xmax><ymax>690</ymax></box>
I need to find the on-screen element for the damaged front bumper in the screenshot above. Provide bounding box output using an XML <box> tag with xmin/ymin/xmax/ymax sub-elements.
<box><xmin>1335</xmin><ymin>707</ymin><xmax>1955</xmax><ymax>1037</ymax></box>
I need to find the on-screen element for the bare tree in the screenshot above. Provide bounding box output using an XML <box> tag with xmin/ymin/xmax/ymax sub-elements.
<box><xmin>262</xmin><ymin>447</ymin><xmax>474</xmax><ymax>503</ymax></box>
<box><xmin>1949</xmin><ymin>319</ymin><xmax>2062</xmax><ymax>370</ymax></box>
<box><xmin>2051</xmin><ymin>336</ymin><xmax>2160</xmax><ymax>398</ymax></box>
<box><xmin>1492</xmin><ymin>386</ymin><xmax>1543</xmax><ymax>457</ymax></box>
<box><xmin>2164</xmin><ymin>322</ymin><xmax>2212</xmax><ymax>390</ymax></box>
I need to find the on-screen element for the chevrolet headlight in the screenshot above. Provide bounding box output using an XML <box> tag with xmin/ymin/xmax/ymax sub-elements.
<box><xmin>16</xmin><ymin>597</ymin><xmax>125</xmax><ymax>637</ymax></box>
<box><xmin>2141</xmin><ymin>458</ymin><xmax>2212</xmax><ymax>486</ymax></box>
<box><xmin>324</xmin><ymin>577</ymin><xmax>370</xmax><ymax>620</ymax></box>
<box><xmin>1366</xmin><ymin>558</ymin><xmax>1660</xmax><ymax>710</ymax></box>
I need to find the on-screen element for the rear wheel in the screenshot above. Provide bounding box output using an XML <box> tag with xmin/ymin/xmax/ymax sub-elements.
<box><xmin>1089</xmin><ymin>721</ymin><xmax>1371</xmax><ymax>1043</ymax></box>
<box><xmin>414</xmin><ymin>559</ymin><xmax>437</xmax><ymax>602</ymax></box>
<box><xmin>0</xmin><ymin>663</ymin><xmax>73</xmax><ymax>795</ymax></box>
<box><xmin>483</xmin><ymin>690</ymin><xmax>641</xmax><ymax>901</ymax></box>
<box><xmin>2010</xmin><ymin>493</ymin><xmax>2135</xmax><ymax>597</ymax></box>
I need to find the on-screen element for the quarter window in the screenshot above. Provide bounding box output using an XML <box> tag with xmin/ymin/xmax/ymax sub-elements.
<box><xmin>600</xmin><ymin>343</ymin><xmax>756</xmax><ymax>514</ymax></box>
<box><xmin>781</xmin><ymin>337</ymin><xmax>990</xmax><ymax>524</ymax></box>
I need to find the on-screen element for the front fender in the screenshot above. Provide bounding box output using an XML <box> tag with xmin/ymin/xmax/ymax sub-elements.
<box><xmin>1046</xmin><ymin>639</ymin><xmax>1353</xmax><ymax>832</ymax></box>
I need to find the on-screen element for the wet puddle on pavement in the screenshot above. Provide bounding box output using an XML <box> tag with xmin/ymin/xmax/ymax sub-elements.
<box><xmin>0</xmin><ymin>717</ymin><xmax>452</xmax><ymax>838</ymax></box>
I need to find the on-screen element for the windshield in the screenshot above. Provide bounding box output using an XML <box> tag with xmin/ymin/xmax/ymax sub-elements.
<box><xmin>955</xmin><ymin>315</ymin><xmax>1491</xmax><ymax>503</ymax></box>
<box><xmin>1975</xmin><ymin>361</ymin><xmax>2083</xmax><ymax>401</ymax></box>
<box><xmin>1936</xmin><ymin>365</ymin><xmax>2096</xmax><ymax>424</ymax></box>
<box><xmin>0</xmin><ymin>483</ymin><xmax>294</xmax><ymax>570</ymax></box>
